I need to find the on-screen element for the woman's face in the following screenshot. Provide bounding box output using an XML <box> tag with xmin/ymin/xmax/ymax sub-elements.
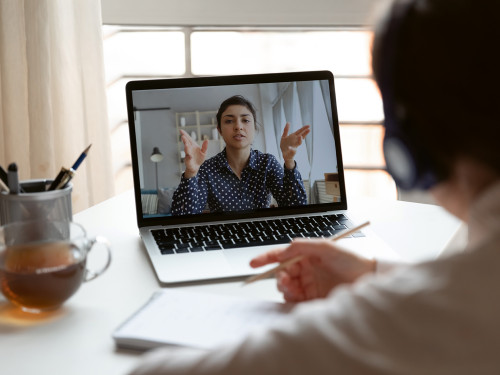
<box><xmin>219</xmin><ymin>104</ymin><xmax>255</xmax><ymax>151</ymax></box>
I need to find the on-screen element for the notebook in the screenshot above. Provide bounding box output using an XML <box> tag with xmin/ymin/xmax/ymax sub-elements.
<box><xmin>113</xmin><ymin>289</ymin><xmax>293</xmax><ymax>350</ymax></box>
<box><xmin>125</xmin><ymin>70</ymin><xmax>398</xmax><ymax>284</ymax></box>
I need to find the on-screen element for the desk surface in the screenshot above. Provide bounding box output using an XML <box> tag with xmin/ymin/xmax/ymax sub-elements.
<box><xmin>0</xmin><ymin>191</ymin><xmax>463</xmax><ymax>375</ymax></box>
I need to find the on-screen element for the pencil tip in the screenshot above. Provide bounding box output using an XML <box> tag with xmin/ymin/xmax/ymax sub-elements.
<box><xmin>84</xmin><ymin>144</ymin><xmax>92</xmax><ymax>154</ymax></box>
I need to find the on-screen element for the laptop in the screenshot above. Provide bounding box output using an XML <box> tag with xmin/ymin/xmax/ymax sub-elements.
<box><xmin>125</xmin><ymin>70</ymin><xmax>398</xmax><ymax>284</ymax></box>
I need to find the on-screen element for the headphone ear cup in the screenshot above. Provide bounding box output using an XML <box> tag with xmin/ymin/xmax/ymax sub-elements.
<box><xmin>383</xmin><ymin>134</ymin><xmax>419</xmax><ymax>190</ymax></box>
<box><xmin>383</xmin><ymin>125</ymin><xmax>438</xmax><ymax>190</ymax></box>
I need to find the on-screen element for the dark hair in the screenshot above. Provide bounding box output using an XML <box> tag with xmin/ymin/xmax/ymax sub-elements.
<box><xmin>372</xmin><ymin>0</ymin><xmax>500</xmax><ymax>179</ymax></box>
<box><xmin>216</xmin><ymin>95</ymin><xmax>259</xmax><ymax>131</ymax></box>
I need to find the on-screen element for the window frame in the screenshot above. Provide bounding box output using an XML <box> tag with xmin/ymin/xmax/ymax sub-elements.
<box><xmin>101</xmin><ymin>0</ymin><xmax>382</xmax><ymax>27</ymax></box>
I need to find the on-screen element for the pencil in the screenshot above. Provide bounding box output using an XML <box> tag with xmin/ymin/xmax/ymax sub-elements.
<box><xmin>71</xmin><ymin>144</ymin><xmax>92</xmax><ymax>170</ymax></box>
<box><xmin>243</xmin><ymin>221</ymin><xmax>370</xmax><ymax>285</ymax></box>
<box><xmin>48</xmin><ymin>144</ymin><xmax>92</xmax><ymax>191</ymax></box>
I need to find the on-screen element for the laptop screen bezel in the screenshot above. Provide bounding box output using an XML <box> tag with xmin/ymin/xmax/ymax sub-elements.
<box><xmin>125</xmin><ymin>70</ymin><xmax>348</xmax><ymax>228</ymax></box>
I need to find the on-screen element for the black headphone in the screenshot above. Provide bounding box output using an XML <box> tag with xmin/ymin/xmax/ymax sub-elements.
<box><xmin>376</xmin><ymin>0</ymin><xmax>438</xmax><ymax>191</ymax></box>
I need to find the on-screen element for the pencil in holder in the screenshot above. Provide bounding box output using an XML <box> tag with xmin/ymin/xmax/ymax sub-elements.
<box><xmin>0</xmin><ymin>179</ymin><xmax>73</xmax><ymax>226</ymax></box>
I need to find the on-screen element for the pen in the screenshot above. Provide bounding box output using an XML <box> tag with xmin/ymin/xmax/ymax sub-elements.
<box><xmin>0</xmin><ymin>165</ymin><xmax>8</xmax><ymax>186</ymax></box>
<box><xmin>54</xmin><ymin>167</ymin><xmax>75</xmax><ymax>190</ymax></box>
<box><xmin>7</xmin><ymin>163</ymin><xmax>20</xmax><ymax>194</ymax></box>
<box><xmin>0</xmin><ymin>165</ymin><xmax>9</xmax><ymax>192</ymax></box>
<box><xmin>48</xmin><ymin>144</ymin><xmax>92</xmax><ymax>190</ymax></box>
<box><xmin>49</xmin><ymin>167</ymin><xmax>69</xmax><ymax>191</ymax></box>
<box><xmin>0</xmin><ymin>177</ymin><xmax>9</xmax><ymax>193</ymax></box>
<box><xmin>243</xmin><ymin>221</ymin><xmax>371</xmax><ymax>285</ymax></box>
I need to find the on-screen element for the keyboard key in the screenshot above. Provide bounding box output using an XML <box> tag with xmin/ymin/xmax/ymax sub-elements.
<box><xmin>204</xmin><ymin>240</ymin><xmax>220</xmax><ymax>247</ymax></box>
<box><xmin>222</xmin><ymin>242</ymin><xmax>250</xmax><ymax>249</ymax></box>
<box><xmin>160</xmin><ymin>249</ymin><xmax>175</xmax><ymax>255</ymax></box>
<box><xmin>274</xmin><ymin>234</ymin><xmax>291</xmax><ymax>243</ymax></box>
<box><xmin>352</xmin><ymin>231</ymin><xmax>366</xmax><ymax>237</ymax></box>
<box><xmin>329</xmin><ymin>229</ymin><xmax>345</xmax><ymax>236</ymax></box>
<box><xmin>190</xmin><ymin>246</ymin><xmax>205</xmax><ymax>252</ymax></box>
<box><xmin>205</xmin><ymin>245</ymin><xmax>222</xmax><ymax>251</ymax></box>
<box><xmin>152</xmin><ymin>229</ymin><xmax>166</xmax><ymax>237</ymax></box>
<box><xmin>190</xmin><ymin>241</ymin><xmax>205</xmax><ymax>248</ymax></box>
<box><xmin>302</xmin><ymin>232</ymin><xmax>322</xmax><ymax>238</ymax></box>
<box><xmin>157</xmin><ymin>240</ymin><xmax>177</xmax><ymax>248</ymax></box>
<box><xmin>219</xmin><ymin>239</ymin><xmax>235</xmax><ymax>247</ymax></box>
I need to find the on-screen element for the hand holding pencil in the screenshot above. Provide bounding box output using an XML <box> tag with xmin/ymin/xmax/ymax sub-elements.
<box><xmin>245</xmin><ymin>222</ymin><xmax>376</xmax><ymax>302</ymax></box>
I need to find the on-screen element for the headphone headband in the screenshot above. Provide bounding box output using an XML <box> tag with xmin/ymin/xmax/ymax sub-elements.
<box><xmin>376</xmin><ymin>0</ymin><xmax>438</xmax><ymax>190</ymax></box>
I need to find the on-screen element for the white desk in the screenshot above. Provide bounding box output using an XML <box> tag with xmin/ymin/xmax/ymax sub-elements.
<box><xmin>0</xmin><ymin>191</ymin><xmax>463</xmax><ymax>375</ymax></box>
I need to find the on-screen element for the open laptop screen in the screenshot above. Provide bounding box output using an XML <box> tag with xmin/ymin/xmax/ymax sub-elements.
<box><xmin>126</xmin><ymin>71</ymin><xmax>347</xmax><ymax>227</ymax></box>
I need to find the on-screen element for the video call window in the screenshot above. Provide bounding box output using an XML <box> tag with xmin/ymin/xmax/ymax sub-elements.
<box><xmin>131</xmin><ymin>79</ymin><xmax>341</xmax><ymax>218</ymax></box>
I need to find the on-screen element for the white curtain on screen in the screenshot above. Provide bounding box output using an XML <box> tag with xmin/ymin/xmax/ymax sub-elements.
<box><xmin>281</xmin><ymin>83</ymin><xmax>311</xmax><ymax>178</ymax></box>
<box><xmin>308</xmin><ymin>80</ymin><xmax>337</xmax><ymax>186</ymax></box>
<box><xmin>272</xmin><ymin>83</ymin><xmax>312</xmax><ymax>177</ymax></box>
<box><xmin>272</xmin><ymin>100</ymin><xmax>286</xmax><ymax>161</ymax></box>
<box><xmin>296</xmin><ymin>81</ymin><xmax>314</xmax><ymax>165</ymax></box>
<box><xmin>271</xmin><ymin>80</ymin><xmax>336</xmax><ymax>203</ymax></box>
<box><xmin>0</xmin><ymin>0</ymin><xmax>114</xmax><ymax>212</ymax></box>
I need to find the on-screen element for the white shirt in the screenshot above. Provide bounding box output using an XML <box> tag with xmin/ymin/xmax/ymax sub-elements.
<box><xmin>129</xmin><ymin>181</ymin><xmax>500</xmax><ymax>375</ymax></box>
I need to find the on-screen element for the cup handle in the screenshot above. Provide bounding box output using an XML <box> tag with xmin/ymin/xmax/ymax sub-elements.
<box><xmin>84</xmin><ymin>236</ymin><xmax>112</xmax><ymax>282</ymax></box>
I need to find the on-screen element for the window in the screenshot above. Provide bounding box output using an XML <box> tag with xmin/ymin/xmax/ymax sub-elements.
<box><xmin>102</xmin><ymin>0</ymin><xmax>396</xmax><ymax>199</ymax></box>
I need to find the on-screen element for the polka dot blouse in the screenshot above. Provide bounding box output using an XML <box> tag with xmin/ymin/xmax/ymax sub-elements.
<box><xmin>172</xmin><ymin>148</ymin><xmax>307</xmax><ymax>215</ymax></box>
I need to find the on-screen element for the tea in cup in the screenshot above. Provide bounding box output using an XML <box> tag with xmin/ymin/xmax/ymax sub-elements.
<box><xmin>0</xmin><ymin>220</ymin><xmax>111</xmax><ymax>313</ymax></box>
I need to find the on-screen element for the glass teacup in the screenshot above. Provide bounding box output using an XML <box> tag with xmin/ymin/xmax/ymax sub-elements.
<box><xmin>0</xmin><ymin>220</ymin><xmax>111</xmax><ymax>313</ymax></box>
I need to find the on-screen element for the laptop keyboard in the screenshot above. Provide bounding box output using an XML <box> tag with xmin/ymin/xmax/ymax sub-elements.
<box><xmin>151</xmin><ymin>213</ymin><xmax>365</xmax><ymax>255</ymax></box>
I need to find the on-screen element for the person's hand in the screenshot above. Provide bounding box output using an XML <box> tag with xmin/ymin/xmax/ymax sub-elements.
<box><xmin>180</xmin><ymin>129</ymin><xmax>208</xmax><ymax>178</ymax></box>
<box><xmin>280</xmin><ymin>123</ymin><xmax>310</xmax><ymax>169</ymax></box>
<box><xmin>250</xmin><ymin>238</ymin><xmax>376</xmax><ymax>302</ymax></box>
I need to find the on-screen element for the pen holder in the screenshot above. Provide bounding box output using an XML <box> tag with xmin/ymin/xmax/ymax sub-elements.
<box><xmin>0</xmin><ymin>179</ymin><xmax>72</xmax><ymax>226</ymax></box>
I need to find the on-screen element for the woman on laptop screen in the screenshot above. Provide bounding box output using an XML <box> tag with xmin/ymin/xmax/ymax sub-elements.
<box><xmin>171</xmin><ymin>95</ymin><xmax>310</xmax><ymax>215</ymax></box>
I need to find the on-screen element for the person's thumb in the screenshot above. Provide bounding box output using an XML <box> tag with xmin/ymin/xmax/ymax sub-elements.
<box><xmin>201</xmin><ymin>140</ymin><xmax>209</xmax><ymax>154</ymax></box>
<box><xmin>281</xmin><ymin>122</ymin><xmax>290</xmax><ymax>138</ymax></box>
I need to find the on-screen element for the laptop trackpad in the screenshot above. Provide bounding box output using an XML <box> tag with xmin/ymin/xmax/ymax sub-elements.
<box><xmin>224</xmin><ymin>246</ymin><xmax>276</xmax><ymax>274</ymax></box>
<box><xmin>157</xmin><ymin>251</ymin><xmax>243</xmax><ymax>283</ymax></box>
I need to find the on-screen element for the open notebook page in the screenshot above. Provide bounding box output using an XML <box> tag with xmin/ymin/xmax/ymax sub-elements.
<box><xmin>113</xmin><ymin>289</ymin><xmax>294</xmax><ymax>350</ymax></box>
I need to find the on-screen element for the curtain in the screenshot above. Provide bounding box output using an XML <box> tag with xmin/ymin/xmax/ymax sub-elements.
<box><xmin>271</xmin><ymin>80</ymin><xmax>337</xmax><ymax>203</ymax></box>
<box><xmin>296</xmin><ymin>81</ymin><xmax>314</xmax><ymax>166</ymax></box>
<box><xmin>0</xmin><ymin>0</ymin><xmax>114</xmax><ymax>213</ymax></box>
<box><xmin>272</xmin><ymin>99</ymin><xmax>286</xmax><ymax>162</ymax></box>
<box><xmin>282</xmin><ymin>83</ymin><xmax>311</xmax><ymax>178</ymax></box>
<box><xmin>272</xmin><ymin>83</ymin><xmax>312</xmax><ymax>177</ymax></box>
<box><xmin>309</xmin><ymin>80</ymin><xmax>337</xmax><ymax>184</ymax></box>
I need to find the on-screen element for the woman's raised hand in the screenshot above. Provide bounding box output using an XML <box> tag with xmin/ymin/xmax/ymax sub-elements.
<box><xmin>180</xmin><ymin>129</ymin><xmax>208</xmax><ymax>178</ymax></box>
<box><xmin>249</xmin><ymin>239</ymin><xmax>376</xmax><ymax>302</ymax></box>
<box><xmin>280</xmin><ymin>123</ymin><xmax>311</xmax><ymax>169</ymax></box>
